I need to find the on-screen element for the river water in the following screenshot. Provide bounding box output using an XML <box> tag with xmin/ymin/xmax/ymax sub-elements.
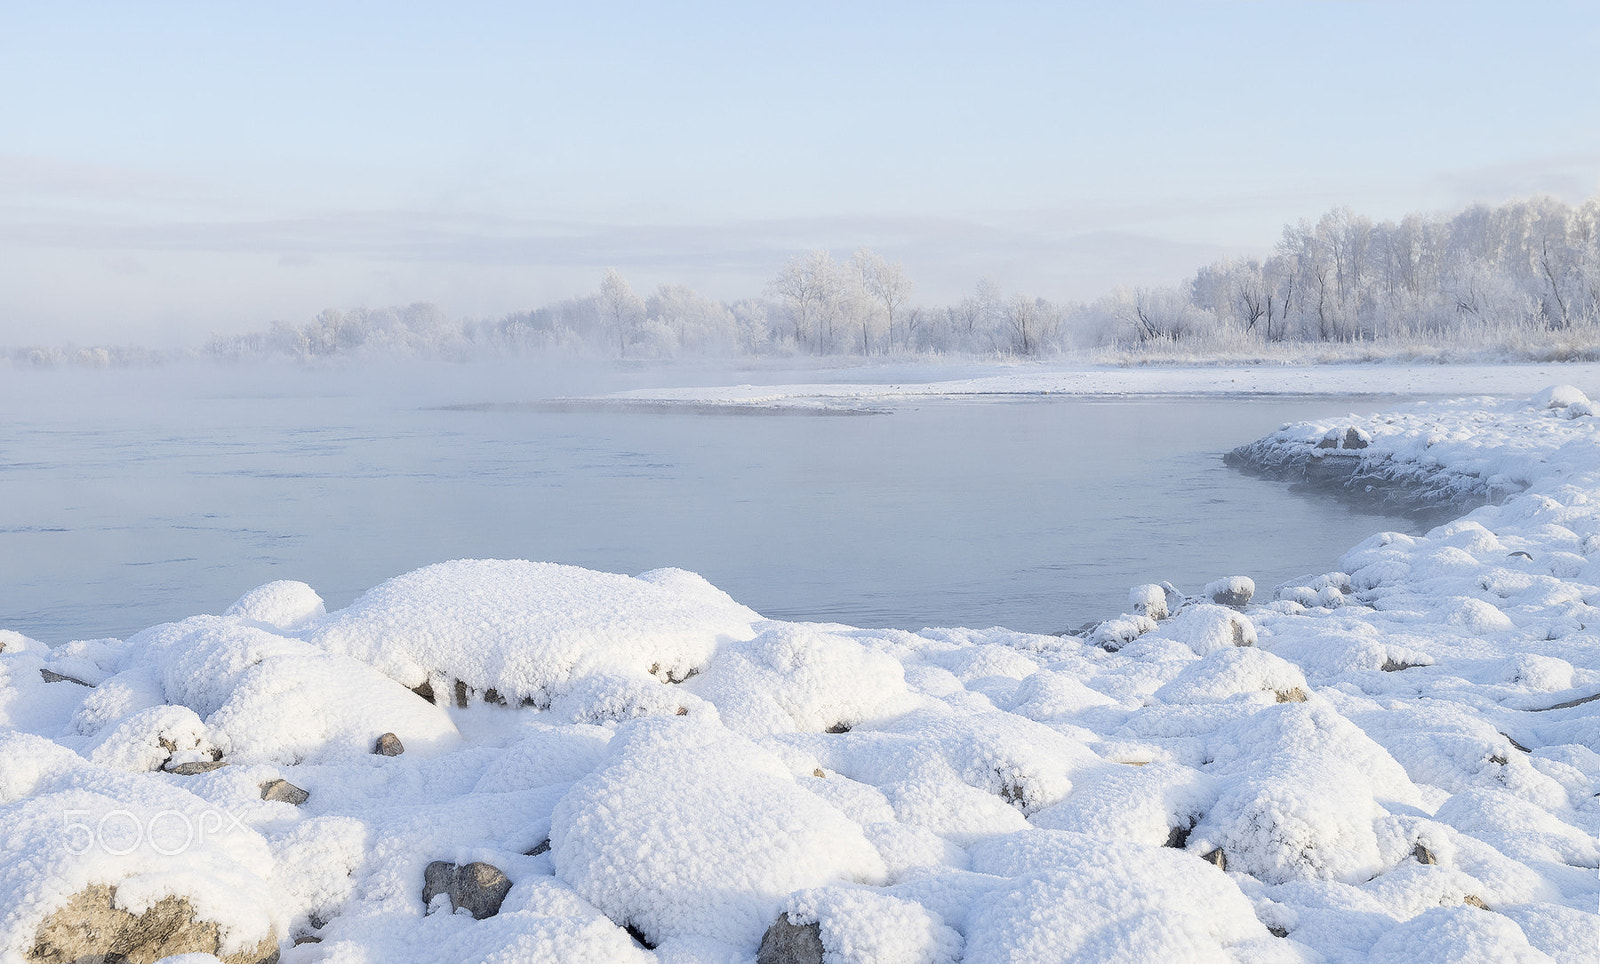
<box><xmin>1</xmin><ymin>363</ymin><xmax>1446</xmax><ymax>642</ymax></box>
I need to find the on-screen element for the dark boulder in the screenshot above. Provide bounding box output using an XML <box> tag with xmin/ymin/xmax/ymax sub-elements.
<box><xmin>422</xmin><ymin>861</ymin><xmax>512</xmax><ymax>920</ymax></box>
<box><xmin>756</xmin><ymin>915</ymin><xmax>825</xmax><ymax>964</ymax></box>
<box><xmin>260</xmin><ymin>779</ymin><xmax>309</xmax><ymax>806</ymax></box>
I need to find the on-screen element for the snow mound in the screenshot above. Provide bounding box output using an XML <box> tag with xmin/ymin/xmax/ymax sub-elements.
<box><xmin>687</xmin><ymin>624</ymin><xmax>917</xmax><ymax>736</ymax></box>
<box><xmin>1528</xmin><ymin>384</ymin><xmax>1588</xmax><ymax>411</ymax></box>
<box><xmin>222</xmin><ymin>580</ymin><xmax>325</xmax><ymax>630</ymax></box>
<box><xmin>1193</xmin><ymin>702</ymin><xmax>1421</xmax><ymax>884</ymax></box>
<box><xmin>1028</xmin><ymin>763</ymin><xmax>1214</xmax><ymax>847</ymax></box>
<box><xmin>1141</xmin><ymin>603</ymin><xmax>1257</xmax><ymax>655</ymax></box>
<box><xmin>962</xmin><ymin>831</ymin><xmax>1271</xmax><ymax>964</ymax></box>
<box><xmin>549</xmin><ymin>717</ymin><xmax>885</xmax><ymax>949</ymax></box>
<box><xmin>307</xmin><ymin>560</ymin><xmax>761</xmax><ymax>704</ymax></box>
<box><xmin>1366</xmin><ymin>906</ymin><xmax>1552</xmax><ymax>964</ymax></box>
<box><xmin>0</xmin><ymin>734</ymin><xmax>281</xmax><ymax>960</ymax></box>
<box><xmin>122</xmin><ymin>616</ymin><xmax>459</xmax><ymax>764</ymax></box>
<box><xmin>83</xmin><ymin>704</ymin><xmax>210</xmax><ymax>772</ymax></box>
<box><xmin>784</xmin><ymin>886</ymin><xmax>963</xmax><ymax>964</ymax></box>
<box><xmin>1154</xmin><ymin>647</ymin><xmax>1310</xmax><ymax>705</ymax></box>
<box><xmin>0</xmin><ymin>630</ymin><xmax>45</xmax><ymax>655</ymax></box>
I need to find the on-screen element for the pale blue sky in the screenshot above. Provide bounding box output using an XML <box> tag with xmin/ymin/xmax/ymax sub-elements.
<box><xmin>3</xmin><ymin>1</ymin><xmax>1597</xmax><ymax>344</ymax></box>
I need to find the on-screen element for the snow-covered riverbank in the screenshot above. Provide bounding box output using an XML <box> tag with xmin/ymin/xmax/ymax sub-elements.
<box><xmin>1</xmin><ymin>386</ymin><xmax>1597</xmax><ymax>963</ymax></box>
<box><xmin>591</xmin><ymin>361</ymin><xmax>1600</xmax><ymax>411</ymax></box>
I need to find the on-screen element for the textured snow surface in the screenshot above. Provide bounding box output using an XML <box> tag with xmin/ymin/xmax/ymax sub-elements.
<box><xmin>2</xmin><ymin>389</ymin><xmax>1598</xmax><ymax>962</ymax></box>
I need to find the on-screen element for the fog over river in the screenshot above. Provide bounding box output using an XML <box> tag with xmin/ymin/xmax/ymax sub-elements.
<box><xmin>1</xmin><ymin>363</ymin><xmax>1456</xmax><ymax>642</ymax></box>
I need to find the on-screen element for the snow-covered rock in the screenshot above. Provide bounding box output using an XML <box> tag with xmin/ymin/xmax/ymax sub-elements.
<box><xmin>549</xmin><ymin>717</ymin><xmax>885</xmax><ymax>949</ymax></box>
<box><xmin>308</xmin><ymin>560</ymin><xmax>760</xmax><ymax>705</ymax></box>
<box><xmin>2</xmin><ymin>385</ymin><xmax>1598</xmax><ymax>962</ymax></box>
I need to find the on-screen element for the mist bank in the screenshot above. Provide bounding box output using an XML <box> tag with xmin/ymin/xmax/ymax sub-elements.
<box><xmin>8</xmin><ymin>193</ymin><xmax>1598</xmax><ymax>371</ymax></box>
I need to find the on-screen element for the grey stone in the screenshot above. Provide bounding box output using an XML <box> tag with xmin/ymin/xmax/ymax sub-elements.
<box><xmin>1205</xmin><ymin>577</ymin><xmax>1254</xmax><ymax>609</ymax></box>
<box><xmin>1200</xmin><ymin>847</ymin><xmax>1227</xmax><ymax>871</ymax></box>
<box><xmin>29</xmin><ymin>883</ymin><xmax>279</xmax><ymax>964</ymax></box>
<box><xmin>374</xmin><ymin>732</ymin><xmax>405</xmax><ymax>756</ymax></box>
<box><xmin>756</xmin><ymin>915</ymin><xmax>825</xmax><ymax>964</ymax></box>
<box><xmin>1412</xmin><ymin>842</ymin><xmax>1437</xmax><ymax>865</ymax></box>
<box><xmin>166</xmin><ymin>760</ymin><xmax>229</xmax><ymax>775</ymax></box>
<box><xmin>1381</xmin><ymin>657</ymin><xmax>1426</xmax><ymax>672</ymax></box>
<box><xmin>1341</xmin><ymin>427</ymin><xmax>1369</xmax><ymax>449</ymax></box>
<box><xmin>39</xmin><ymin>668</ymin><xmax>92</xmax><ymax>686</ymax></box>
<box><xmin>422</xmin><ymin>860</ymin><xmax>512</xmax><ymax>920</ymax></box>
<box><xmin>260</xmin><ymin>779</ymin><xmax>309</xmax><ymax>806</ymax></box>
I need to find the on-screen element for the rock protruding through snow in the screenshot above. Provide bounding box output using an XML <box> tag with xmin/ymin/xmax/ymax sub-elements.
<box><xmin>30</xmin><ymin>884</ymin><xmax>280</xmax><ymax>964</ymax></box>
<box><xmin>421</xmin><ymin>861</ymin><xmax>513</xmax><ymax>920</ymax></box>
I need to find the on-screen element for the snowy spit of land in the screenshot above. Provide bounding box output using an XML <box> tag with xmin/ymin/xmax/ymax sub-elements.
<box><xmin>1</xmin><ymin>369</ymin><xmax>1598</xmax><ymax>964</ymax></box>
<box><xmin>582</xmin><ymin>359</ymin><xmax>1600</xmax><ymax>413</ymax></box>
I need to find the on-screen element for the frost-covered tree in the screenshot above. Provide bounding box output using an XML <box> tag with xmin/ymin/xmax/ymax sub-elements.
<box><xmin>600</xmin><ymin>268</ymin><xmax>646</xmax><ymax>357</ymax></box>
<box><xmin>646</xmin><ymin>284</ymin><xmax>739</xmax><ymax>356</ymax></box>
<box><xmin>767</xmin><ymin>250</ymin><xmax>844</xmax><ymax>353</ymax></box>
<box><xmin>52</xmin><ymin>190</ymin><xmax>1600</xmax><ymax>367</ymax></box>
<box><xmin>851</xmin><ymin>247</ymin><xmax>912</xmax><ymax>354</ymax></box>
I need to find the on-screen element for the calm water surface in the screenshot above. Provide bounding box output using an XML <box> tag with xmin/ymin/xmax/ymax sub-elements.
<box><xmin>1</xmin><ymin>364</ymin><xmax>1445</xmax><ymax>642</ymax></box>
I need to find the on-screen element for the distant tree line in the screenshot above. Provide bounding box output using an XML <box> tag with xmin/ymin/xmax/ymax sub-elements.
<box><xmin>10</xmin><ymin>194</ymin><xmax>1599</xmax><ymax>368</ymax></box>
<box><xmin>1120</xmin><ymin>194</ymin><xmax>1600</xmax><ymax>349</ymax></box>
